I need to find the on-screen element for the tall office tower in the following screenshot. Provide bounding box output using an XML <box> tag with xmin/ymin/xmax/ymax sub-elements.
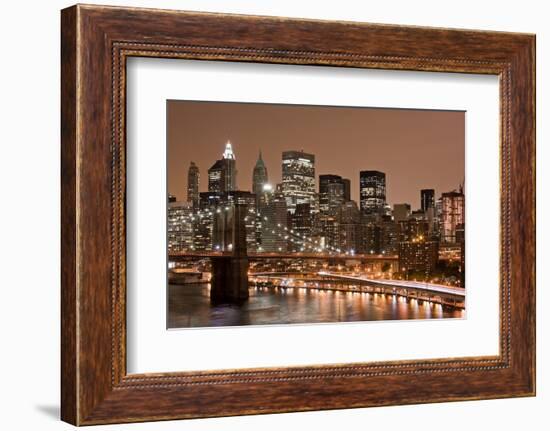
<box><xmin>257</xmin><ymin>184</ymin><xmax>288</xmax><ymax>252</ymax></box>
<box><xmin>393</xmin><ymin>203</ymin><xmax>411</xmax><ymax>222</ymax></box>
<box><xmin>342</xmin><ymin>178</ymin><xmax>351</xmax><ymax>202</ymax></box>
<box><xmin>360</xmin><ymin>221</ymin><xmax>382</xmax><ymax>254</ymax></box>
<box><xmin>252</xmin><ymin>151</ymin><xmax>268</xmax><ymax>203</ymax></box>
<box><xmin>187</xmin><ymin>161</ymin><xmax>200</xmax><ymax>208</ymax></box>
<box><xmin>359</xmin><ymin>170</ymin><xmax>386</xmax><ymax>216</ymax></box>
<box><xmin>434</xmin><ymin>197</ymin><xmax>443</xmax><ymax>238</ymax></box>
<box><xmin>208</xmin><ymin>141</ymin><xmax>237</xmax><ymax>192</ymax></box>
<box><xmin>194</xmin><ymin>192</ymin><xmax>223</xmax><ymax>251</ymax></box>
<box><xmin>281</xmin><ymin>150</ymin><xmax>315</xmax><ymax>214</ymax></box>
<box><xmin>290</xmin><ymin>203</ymin><xmax>313</xmax><ymax>251</ymax></box>
<box><xmin>313</xmin><ymin>213</ymin><xmax>340</xmax><ymax>251</ymax></box>
<box><xmin>421</xmin><ymin>189</ymin><xmax>435</xmax><ymax>213</ymax></box>
<box><xmin>379</xmin><ymin>215</ymin><xmax>401</xmax><ymax>255</ymax></box>
<box><xmin>338</xmin><ymin>200</ymin><xmax>361</xmax><ymax>253</ymax></box>
<box><xmin>327</xmin><ymin>182</ymin><xmax>345</xmax><ymax>215</ymax></box>
<box><xmin>167</xmin><ymin>201</ymin><xmax>194</xmax><ymax>251</ymax></box>
<box><xmin>319</xmin><ymin>174</ymin><xmax>341</xmax><ymax>213</ymax></box>
<box><xmin>441</xmin><ymin>189</ymin><xmax>465</xmax><ymax>243</ymax></box>
<box><xmin>319</xmin><ymin>174</ymin><xmax>350</xmax><ymax>214</ymax></box>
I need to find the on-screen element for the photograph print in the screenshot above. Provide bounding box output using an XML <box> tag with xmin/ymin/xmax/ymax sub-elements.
<box><xmin>167</xmin><ymin>101</ymin><xmax>465</xmax><ymax>329</ymax></box>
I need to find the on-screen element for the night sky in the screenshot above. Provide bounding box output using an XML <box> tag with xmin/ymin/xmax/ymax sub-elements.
<box><xmin>167</xmin><ymin>100</ymin><xmax>464</xmax><ymax>209</ymax></box>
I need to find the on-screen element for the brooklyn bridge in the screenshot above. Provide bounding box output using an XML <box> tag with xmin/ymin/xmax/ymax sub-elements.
<box><xmin>168</xmin><ymin>203</ymin><xmax>465</xmax><ymax>308</ymax></box>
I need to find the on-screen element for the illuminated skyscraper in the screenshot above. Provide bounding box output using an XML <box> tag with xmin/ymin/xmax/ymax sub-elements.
<box><xmin>327</xmin><ymin>182</ymin><xmax>345</xmax><ymax>215</ymax></box>
<box><xmin>441</xmin><ymin>189</ymin><xmax>465</xmax><ymax>243</ymax></box>
<box><xmin>421</xmin><ymin>189</ymin><xmax>435</xmax><ymax>213</ymax></box>
<box><xmin>187</xmin><ymin>161</ymin><xmax>200</xmax><ymax>208</ymax></box>
<box><xmin>257</xmin><ymin>184</ymin><xmax>288</xmax><ymax>252</ymax></box>
<box><xmin>208</xmin><ymin>141</ymin><xmax>237</xmax><ymax>192</ymax></box>
<box><xmin>281</xmin><ymin>150</ymin><xmax>315</xmax><ymax>214</ymax></box>
<box><xmin>167</xmin><ymin>201</ymin><xmax>194</xmax><ymax>251</ymax></box>
<box><xmin>338</xmin><ymin>200</ymin><xmax>361</xmax><ymax>253</ymax></box>
<box><xmin>290</xmin><ymin>203</ymin><xmax>313</xmax><ymax>251</ymax></box>
<box><xmin>252</xmin><ymin>150</ymin><xmax>268</xmax><ymax>204</ymax></box>
<box><xmin>359</xmin><ymin>170</ymin><xmax>386</xmax><ymax>215</ymax></box>
<box><xmin>342</xmin><ymin>178</ymin><xmax>351</xmax><ymax>202</ymax></box>
<box><xmin>319</xmin><ymin>174</ymin><xmax>349</xmax><ymax>214</ymax></box>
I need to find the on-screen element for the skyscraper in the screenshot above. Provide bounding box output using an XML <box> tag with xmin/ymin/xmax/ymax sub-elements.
<box><xmin>290</xmin><ymin>203</ymin><xmax>313</xmax><ymax>251</ymax></box>
<box><xmin>421</xmin><ymin>189</ymin><xmax>435</xmax><ymax>213</ymax></box>
<box><xmin>441</xmin><ymin>189</ymin><xmax>465</xmax><ymax>243</ymax></box>
<box><xmin>281</xmin><ymin>150</ymin><xmax>315</xmax><ymax>214</ymax></box>
<box><xmin>327</xmin><ymin>182</ymin><xmax>345</xmax><ymax>215</ymax></box>
<box><xmin>319</xmin><ymin>174</ymin><xmax>349</xmax><ymax>214</ymax></box>
<box><xmin>313</xmin><ymin>213</ymin><xmax>339</xmax><ymax>251</ymax></box>
<box><xmin>208</xmin><ymin>141</ymin><xmax>237</xmax><ymax>192</ymax></box>
<box><xmin>341</xmin><ymin>178</ymin><xmax>351</xmax><ymax>202</ymax></box>
<box><xmin>359</xmin><ymin>170</ymin><xmax>386</xmax><ymax>215</ymax></box>
<box><xmin>252</xmin><ymin>150</ymin><xmax>268</xmax><ymax>203</ymax></box>
<box><xmin>257</xmin><ymin>183</ymin><xmax>288</xmax><ymax>252</ymax></box>
<box><xmin>167</xmin><ymin>200</ymin><xmax>194</xmax><ymax>251</ymax></box>
<box><xmin>338</xmin><ymin>200</ymin><xmax>361</xmax><ymax>253</ymax></box>
<box><xmin>187</xmin><ymin>161</ymin><xmax>200</xmax><ymax>208</ymax></box>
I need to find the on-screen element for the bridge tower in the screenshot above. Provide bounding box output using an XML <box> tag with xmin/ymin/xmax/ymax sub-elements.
<box><xmin>210</xmin><ymin>203</ymin><xmax>250</xmax><ymax>304</ymax></box>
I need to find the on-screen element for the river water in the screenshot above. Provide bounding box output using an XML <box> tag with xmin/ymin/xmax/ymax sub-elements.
<box><xmin>168</xmin><ymin>282</ymin><xmax>464</xmax><ymax>329</ymax></box>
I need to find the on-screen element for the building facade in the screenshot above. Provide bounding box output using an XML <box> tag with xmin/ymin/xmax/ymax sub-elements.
<box><xmin>319</xmin><ymin>174</ymin><xmax>349</xmax><ymax>214</ymax></box>
<box><xmin>441</xmin><ymin>190</ymin><xmax>465</xmax><ymax>243</ymax></box>
<box><xmin>290</xmin><ymin>203</ymin><xmax>313</xmax><ymax>251</ymax></box>
<box><xmin>338</xmin><ymin>200</ymin><xmax>361</xmax><ymax>253</ymax></box>
<box><xmin>420</xmin><ymin>188</ymin><xmax>435</xmax><ymax>213</ymax></box>
<box><xmin>252</xmin><ymin>151</ymin><xmax>268</xmax><ymax>203</ymax></box>
<box><xmin>398</xmin><ymin>238</ymin><xmax>439</xmax><ymax>277</ymax></box>
<box><xmin>281</xmin><ymin>150</ymin><xmax>315</xmax><ymax>214</ymax></box>
<box><xmin>257</xmin><ymin>184</ymin><xmax>288</xmax><ymax>252</ymax></box>
<box><xmin>187</xmin><ymin>161</ymin><xmax>200</xmax><ymax>208</ymax></box>
<box><xmin>208</xmin><ymin>141</ymin><xmax>237</xmax><ymax>193</ymax></box>
<box><xmin>359</xmin><ymin>170</ymin><xmax>386</xmax><ymax>215</ymax></box>
<box><xmin>167</xmin><ymin>201</ymin><xmax>194</xmax><ymax>251</ymax></box>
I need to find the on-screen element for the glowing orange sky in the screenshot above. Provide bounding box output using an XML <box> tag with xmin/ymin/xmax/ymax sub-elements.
<box><xmin>167</xmin><ymin>100</ymin><xmax>464</xmax><ymax>209</ymax></box>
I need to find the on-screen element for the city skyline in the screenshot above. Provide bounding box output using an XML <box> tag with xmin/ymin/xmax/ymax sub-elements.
<box><xmin>167</xmin><ymin>100</ymin><xmax>466</xmax><ymax>327</ymax></box>
<box><xmin>167</xmin><ymin>100</ymin><xmax>465</xmax><ymax>209</ymax></box>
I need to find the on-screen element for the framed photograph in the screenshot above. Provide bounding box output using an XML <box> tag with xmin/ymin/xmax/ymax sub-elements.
<box><xmin>61</xmin><ymin>4</ymin><xmax>535</xmax><ymax>425</ymax></box>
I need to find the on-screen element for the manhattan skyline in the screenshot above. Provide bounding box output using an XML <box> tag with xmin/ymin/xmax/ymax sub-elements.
<box><xmin>167</xmin><ymin>100</ymin><xmax>465</xmax><ymax>208</ymax></box>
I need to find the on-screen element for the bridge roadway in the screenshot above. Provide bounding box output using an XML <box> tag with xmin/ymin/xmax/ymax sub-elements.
<box><xmin>317</xmin><ymin>271</ymin><xmax>465</xmax><ymax>298</ymax></box>
<box><xmin>252</xmin><ymin>271</ymin><xmax>465</xmax><ymax>301</ymax></box>
<box><xmin>169</xmin><ymin>251</ymin><xmax>398</xmax><ymax>261</ymax></box>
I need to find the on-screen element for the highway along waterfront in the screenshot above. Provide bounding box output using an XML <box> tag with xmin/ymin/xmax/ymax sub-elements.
<box><xmin>168</xmin><ymin>271</ymin><xmax>464</xmax><ymax>328</ymax></box>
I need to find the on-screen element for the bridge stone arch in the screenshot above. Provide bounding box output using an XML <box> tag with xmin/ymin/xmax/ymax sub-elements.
<box><xmin>210</xmin><ymin>203</ymin><xmax>250</xmax><ymax>304</ymax></box>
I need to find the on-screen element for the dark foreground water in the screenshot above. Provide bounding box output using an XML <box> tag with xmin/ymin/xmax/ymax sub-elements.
<box><xmin>168</xmin><ymin>283</ymin><xmax>464</xmax><ymax>329</ymax></box>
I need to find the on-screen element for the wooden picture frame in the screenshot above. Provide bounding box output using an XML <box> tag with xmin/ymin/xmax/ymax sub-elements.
<box><xmin>61</xmin><ymin>4</ymin><xmax>535</xmax><ymax>425</ymax></box>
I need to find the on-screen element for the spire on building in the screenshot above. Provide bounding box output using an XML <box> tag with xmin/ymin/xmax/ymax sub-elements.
<box><xmin>209</xmin><ymin>142</ymin><xmax>237</xmax><ymax>192</ymax></box>
<box><xmin>255</xmin><ymin>150</ymin><xmax>265</xmax><ymax>168</ymax></box>
<box><xmin>223</xmin><ymin>141</ymin><xmax>235</xmax><ymax>160</ymax></box>
<box><xmin>252</xmin><ymin>148</ymin><xmax>269</xmax><ymax>200</ymax></box>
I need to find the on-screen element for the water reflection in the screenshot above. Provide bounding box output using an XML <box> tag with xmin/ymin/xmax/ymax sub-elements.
<box><xmin>168</xmin><ymin>283</ymin><xmax>464</xmax><ymax>329</ymax></box>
